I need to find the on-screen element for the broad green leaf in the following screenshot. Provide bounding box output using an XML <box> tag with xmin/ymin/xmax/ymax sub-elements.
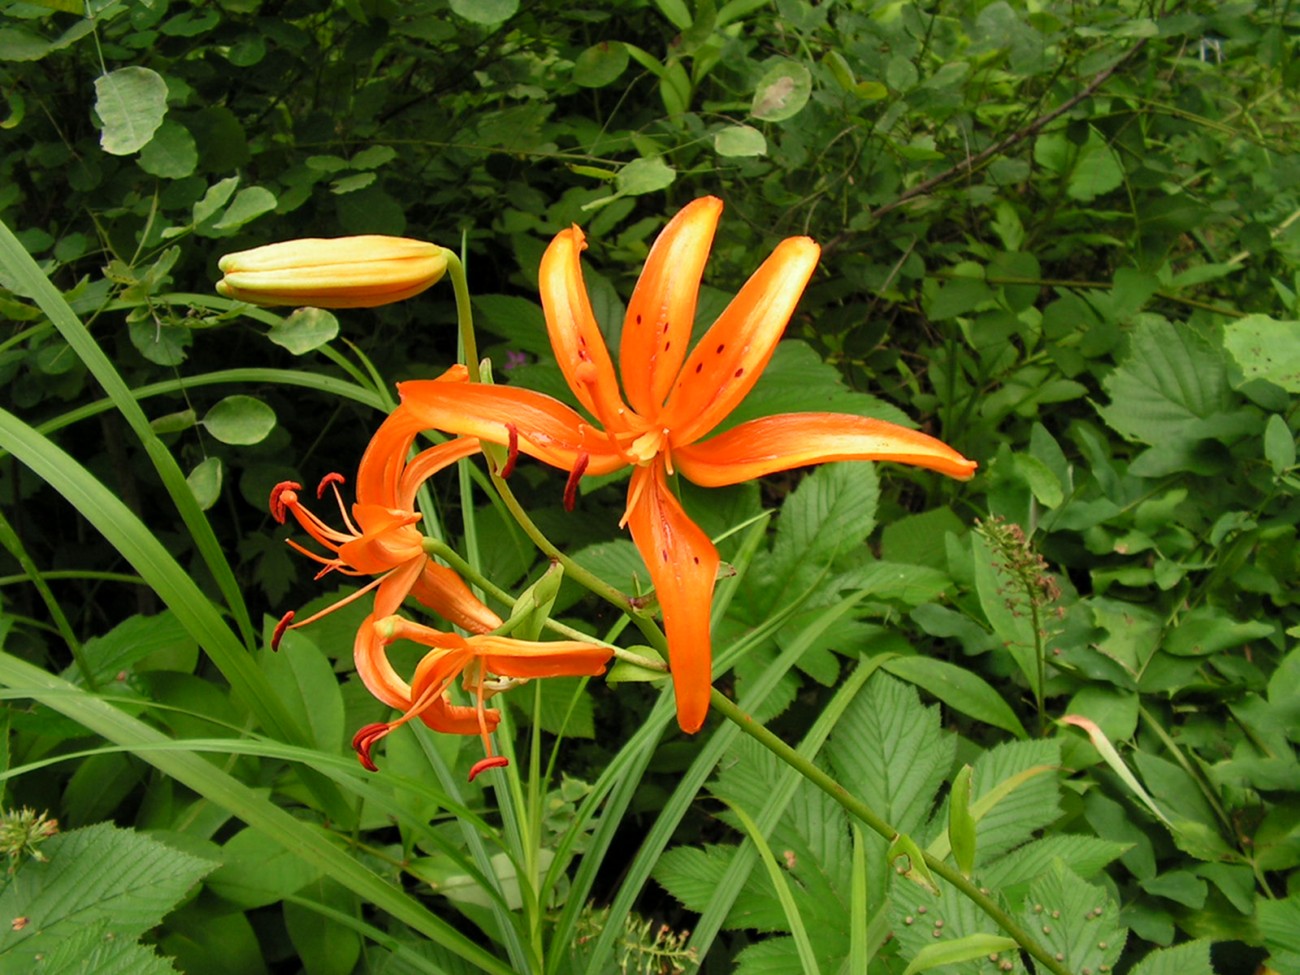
<box><xmin>882</xmin><ymin>655</ymin><xmax>1028</xmax><ymax>738</ymax></box>
<box><xmin>128</xmin><ymin>319</ymin><xmax>192</xmax><ymax>366</ymax></box>
<box><xmin>268</xmin><ymin>307</ymin><xmax>340</xmax><ymax>355</ymax></box>
<box><xmin>1163</xmin><ymin>607</ymin><xmax>1272</xmax><ymax>656</ymax></box>
<box><xmin>1257</xmin><ymin>890</ymin><xmax>1300</xmax><ymax>966</ymax></box>
<box><xmin>1224</xmin><ymin>314</ymin><xmax>1300</xmax><ymax>391</ymax></box>
<box><xmin>654</xmin><ymin>0</ymin><xmax>692</xmax><ymax>28</ymax></box>
<box><xmin>73</xmin><ymin>611</ymin><xmax>197</xmax><ymax>686</ymax></box>
<box><xmin>1128</xmin><ymin>939</ymin><xmax>1215</xmax><ymax>975</ymax></box>
<box><xmin>138</xmin><ymin>119</ymin><xmax>198</xmax><ymax>178</ymax></box>
<box><xmin>192</xmin><ymin>176</ymin><xmax>240</xmax><ymax>226</ymax></box>
<box><xmin>1098</xmin><ymin>318</ymin><xmax>1241</xmax><ymax>447</ymax></box>
<box><xmin>212</xmin><ymin>186</ymin><xmax>278</xmax><ymax>232</ymax></box>
<box><xmin>265</xmin><ymin>623</ymin><xmax>346</xmax><ymax>752</ymax></box>
<box><xmin>1019</xmin><ymin>861</ymin><xmax>1125</xmax><ymax>974</ymax></box>
<box><xmin>615</xmin><ymin>156</ymin><xmax>676</xmax><ymax>196</ymax></box>
<box><xmin>207</xmin><ymin>827</ymin><xmax>324</xmax><ymax>909</ymax></box>
<box><xmin>752</xmin><ymin>60</ymin><xmax>812</xmax><ymax>121</ymax></box>
<box><xmin>29</xmin><ymin>919</ymin><xmax>182</xmax><ymax>975</ymax></box>
<box><xmin>0</xmin><ymin>823</ymin><xmax>215</xmax><ymax>969</ymax></box>
<box><xmin>510</xmin><ymin>676</ymin><xmax>596</xmax><ymax>738</ymax></box>
<box><xmin>201</xmin><ymin>394</ymin><xmax>277</xmax><ymax>445</ymax></box>
<box><xmin>448</xmin><ymin>0</ymin><xmax>517</xmax><ymax>23</ymax></box>
<box><xmin>902</xmin><ymin>933</ymin><xmax>1018</xmax><ymax>975</ymax></box>
<box><xmin>573</xmin><ymin>42</ymin><xmax>629</xmax><ymax>88</ymax></box>
<box><xmin>0</xmin><ymin>27</ymin><xmax>51</xmax><ymax>60</ymax></box>
<box><xmin>714</xmin><ymin>124</ymin><xmax>767</xmax><ymax>157</ymax></box>
<box><xmin>94</xmin><ymin>67</ymin><xmax>169</xmax><ymax>155</ymax></box>
<box><xmin>1067</xmin><ymin>129</ymin><xmax>1123</xmax><ymax>201</ymax></box>
<box><xmin>187</xmin><ymin>456</ymin><xmax>223</xmax><ymax>510</ymax></box>
<box><xmin>283</xmin><ymin>880</ymin><xmax>362</xmax><ymax>975</ymax></box>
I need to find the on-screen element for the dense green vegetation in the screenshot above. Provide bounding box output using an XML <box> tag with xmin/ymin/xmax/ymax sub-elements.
<box><xmin>2</xmin><ymin>0</ymin><xmax>1299</xmax><ymax>972</ymax></box>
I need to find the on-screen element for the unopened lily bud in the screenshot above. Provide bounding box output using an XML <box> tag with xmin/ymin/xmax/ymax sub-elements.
<box><xmin>216</xmin><ymin>236</ymin><xmax>447</xmax><ymax>308</ymax></box>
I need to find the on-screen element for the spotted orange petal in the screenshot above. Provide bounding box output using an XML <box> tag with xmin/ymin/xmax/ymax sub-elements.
<box><xmin>661</xmin><ymin>237</ymin><xmax>820</xmax><ymax>446</ymax></box>
<box><xmin>620</xmin><ymin>197</ymin><xmax>722</xmax><ymax>416</ymax></box>
<box><xmin>624</xmin><ymin>463</ymin><xmax>720</xmax><ymax>733</ymax></box>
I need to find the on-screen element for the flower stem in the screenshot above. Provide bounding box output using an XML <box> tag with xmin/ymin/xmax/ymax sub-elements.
<box><xmin>440</xmin><ymin>249</ymin><xmax>480</xmax><ymax>383</ymax></box>
<box><xmin>709</xmin><ymin>689</ymin><xmax>1071</xmax><ymax>975</ymax></box>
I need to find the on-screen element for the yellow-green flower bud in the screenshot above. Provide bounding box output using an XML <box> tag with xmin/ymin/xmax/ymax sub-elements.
<box><xmin>216</xmin><ymin>236</ymin><xmax>447</xmax><ymax>308</ymax></box>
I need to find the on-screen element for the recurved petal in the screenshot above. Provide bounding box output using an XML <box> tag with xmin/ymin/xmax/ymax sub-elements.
<box><xmin>355</xmin><ymin>365</ymin><xmax>470</xmax><ymax>505</ymax></box>
<box><xmin>540</xmin><ymin>226</ymin><xmax>632</xmax><ymax>432</ymax></box>
<box><xmin>624</xmin><ymin>464</ymin><xmax>720</xmax><ymax>734</ymax></box>
<box><xmin>394</xmin><ymin>382</ymin><xmax>627</xmax><ymax>476</ymax></box>
<box><xmin>353</xmin><ymin>615</ymin><xmax>412</xmax><ymax>711</ymax></box>
<box><xmin>620</xmin><ymin>197</ymin><xmax>723</xmax><ymax>417</ymax></box>
<box><xmin>473</xmin><ymin>636</ymin><xmax>614</xmax><ymax>678</ymax></box>
<box><xmin>338</xmin><ymin>504</ymin><xmax>424</xmax><ymax>573</ymax></box>
<box><xmin>661</xmin><ymin>237</ymin><xmax>820</xmax><ymax>446</ymax></box>
<box><xmin>673</xmin><ymin>412</ymin><xmax>979</xmax><ymax>487</ymax></box>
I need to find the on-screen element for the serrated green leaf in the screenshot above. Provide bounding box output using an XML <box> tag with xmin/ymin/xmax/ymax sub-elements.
<box><xmin>35</xmin><ymin>919</ymin><xmax>182</xmax><ymax>975</ymax></box>
<box><xmin>980</xmin><ymin>835</ymin><xmax>1131</xmax><ymax>907</ymax></box>
<box><xmin>201</xmin><ymin>395</ymin><xmax>277</xmax><ymax>445</ymax></box>
<box><xmin>1098</xmin><ymin>318</ymin><xmax>1239</xmax><ymax>447</ymax></box>
<box><xmin>770</xmin><ymin>461</ymin><xmax>879</xmax><ymax>583</ymax></box>
<box><xmin>268</xmin><ymin>307</ymin><xmax>340</xmax><ymax>355</ymax></box>
<box><xmin>1127</xmin><ymin>938</ymin><xmax>1215</xmax><ymax>975</ymax></box>
<box><xmin>0</xmin><ymin>823</ymin><xmax>215</xmax><ymax>968</ymax></box>
<box><xmin>1020</xmin><ymin>861</ymin><xmax>1125</xmax><ymax>974</ymax></box>
<box><xmin>95</xmin><ymin>67</ymin><xmax>169</xmax><ymax>155</ymax></box>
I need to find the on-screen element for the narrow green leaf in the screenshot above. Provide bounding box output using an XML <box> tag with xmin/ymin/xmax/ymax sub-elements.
<box><xmin>901</xmin><ymin>933</ymin><xmax>1019</xmax><ymax>975</ymax></box>
<box><xmin>888</xmin><ymin>833</ymin><xmax>939</xmax><ymax>896</ymax></box>
<box><xmin>948</xmin><ymin>764</ymin><xmax>976</xmax><ymax>876</ymax></box>
<box><xmin>1264</xmin><ymin>413</ymin><xmax>1296</xmax><ymax>473</ymax></box>
<box><xmin>882</xmin><ymin>655</ymin><xmax>1028</xmax><ymax>739</ymax></box>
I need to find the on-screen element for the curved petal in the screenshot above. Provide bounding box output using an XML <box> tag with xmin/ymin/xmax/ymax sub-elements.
<box><xmin>338</xmin><ymin>504</ymin><xmax>424</xmax><ymax>573</ymax></box>
<box><xmin>353</xmin><ymin>615</ymin><xmax>412</xmax><ymax>711</ymax></box>
<box><xmin>624</xmin><ymin>463</ymin><xmax>720</xmax><ymax>733</ymax></box>
<box><xmin>661</xmin><ymin>237</ymin><xmax>820</xmax><ymax>445</ymax></box>
<box><xmin>372</xmin><ymin>556</ymin><xmax>426</xmax><ymax>618</ymax></box>
<box><xmin>674</xmin><ymin>412</ymin><xmax>979</xmax><ymax>486</ymax></box>
<box><xmin>394</xmin><ymin>382</ymin><xmax>627</xmax><ymax>475</ymax></box>
<box><xmin>540</xmin><ymin>226</ymin><xmax>633</xmax><ymax>433</ymax></box>
<box><xmin>355</xmin><ymin>365</ymin><xmax>469</xmax><ymax>504</ymax></box>
<box><xmin>411</xmin><ymin>560</ymin><xmax>503</xmax><ymax>634</ymax></box>
<box><xmin>418</xmin><ymin>698</ymin><xmax>499</xmax><ymax>736</ymax></box>
<box><xmin>397</xmin><ymin>437</ymin><xmax>482</xmax><ymax>511</ymax></box>
<box><xmin>472</xmin><ymin>636</ymin><xmax>613</xmax><ymax>678</ymax></box>
<box><xmin>620</xmin><ymin>197</ymin><xmax>722</xmax><ymax>417</ymax></box>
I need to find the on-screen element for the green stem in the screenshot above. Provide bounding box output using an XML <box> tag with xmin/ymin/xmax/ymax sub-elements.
<box><xmin>441</xmin><ymin>250</ymin><xmax>480</xmax><ymax>383</ymax></box>
<box><xmin>709</xmin><ymin>690</ymin><xmax>1071</xmax><ymax>975</ymax></box>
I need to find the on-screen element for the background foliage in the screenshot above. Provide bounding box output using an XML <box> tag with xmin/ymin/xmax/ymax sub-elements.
<box><xmin>2</xmin><ymin>0</ymin><xmax>1299</xmax><ymax>972</ymax></box>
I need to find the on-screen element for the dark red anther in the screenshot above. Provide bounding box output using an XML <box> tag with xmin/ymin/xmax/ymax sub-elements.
<box><xmin>351</xmin><ymin>722</ymin><xmax>390</xmax><ymax>772</ymax></box>
<box><xmin>468</xmin><ymin>755</ymin><xmax>510</xmax><ymax>782</ymax></box>
<box><xmin>500</xmin><ymin>423</ymin><xmax>519</xmax><ymax>479</ymax></box>
<box><xmin>564</xmin><ymin>452</ymin><xmax>590</xmax><ymax>512</ymax></box>
<box><xmin>271</xmin><ymin>610</ymin><xmax>295</xmax><ymax>651</ymax></box>
<box><xmin>316</xmin><ymin>472</ymin><xmax>346</xmax><ymax>498</ymax></box>
<box><xmin>269</xmin><ymin>481</ymin><xmax>302</xmax><ymax>523</ymax></box>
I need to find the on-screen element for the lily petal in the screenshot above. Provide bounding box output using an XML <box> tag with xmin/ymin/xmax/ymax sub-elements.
<box><xmin>540</xmin><ymin>226</ymin><xmax>632</xmax><ymax>433</ymax></box>
<box><xmin>411</xmin><ymin>561</ymin><xmax>503</xmax><ymax>634</ymax></box>
<box><xmin>661</xmin><ymin>237</ymin><xmax>820</xmax><ymax>445</ymax></box>
<box><xmin>625</xmin><ymin>463</ymin><xmax>720</xmax><ymax>733</ymax></box>
<box><xmin>674</xmin><ymin>412</ymin><xmax>979</xmax><ymax>486</ymax></box>
<box><xmin>620</xmin><ymin>196</ymin><xmax>722</xmax><ymax>416</ymax></box>
<box><xmin>353</xmin><ymin>615</ymin><xmax>412</xmax><ymax>711</ymax></box>
<box><xmin>394</xmin><ymin>383</ymin><xmax>627</xmax><ymax>475</ymax></box>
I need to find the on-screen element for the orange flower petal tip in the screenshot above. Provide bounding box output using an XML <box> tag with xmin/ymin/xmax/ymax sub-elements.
<box><xmin>216</xmin><ymin>235</ymin><xmax>447</xmax><ymax>308</ymax></box>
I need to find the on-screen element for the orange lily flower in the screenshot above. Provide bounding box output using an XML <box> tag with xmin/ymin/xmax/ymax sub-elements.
<box><xmin>271</xmin><ymin>394</ymin><xmax>501</xmax><ymax>645</ymax></box>
<box><xmin>390</xmin><ymin>197</ymin><xmax>977</xmax><ymax>733</ymax></box>
<box><xmin>351</xmin><ymin>614</ymin><xmax>614</xmax><ymax>778</ymax></box>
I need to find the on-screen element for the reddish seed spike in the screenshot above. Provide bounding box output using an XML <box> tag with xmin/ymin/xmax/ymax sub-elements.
<box><xmin>468</xmin><ymin>755</ymin><xmax>510</xmax><ymax>781</ymax></box>
<box><xmin>271</xmin><ymin>610</ymin><xmax>295</xmax><ymax>650</ymax></box>
<box><xmin>564</xmin><ymin>452</ymin><xmax>590</xmax><ymax>512</ymax></box>
<box><xmin>316</xmin><ymin>472</ymin><xmax>346</xmax><ymax>498</ymax></box>
<box><xmin>500</xmin><ymin>423</ymin><xmax>519</xmax><ymax>478</ymax></box>
<box><xmin>269</xmin><ymin>481</ymin><xmax>302</xmax><ymax>523</ymax></box>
